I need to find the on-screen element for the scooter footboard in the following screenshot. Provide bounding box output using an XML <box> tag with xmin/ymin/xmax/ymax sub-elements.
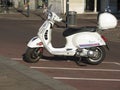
<box><xmin>27</xmin><ymin>36</ymin><xmax>43</xmax><ymax>48</ymax></box>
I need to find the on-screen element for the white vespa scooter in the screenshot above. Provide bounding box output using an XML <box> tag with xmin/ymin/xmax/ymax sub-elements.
<box><xmin>24</xmin><ymin>5</ymin><xmax>117</xmax><ymax>65</ymax></box>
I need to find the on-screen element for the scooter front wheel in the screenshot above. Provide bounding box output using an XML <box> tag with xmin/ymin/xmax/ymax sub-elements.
<box><xmin>86</xmin><ymin>46</ymin><xmax>106</xmax><ymax>65</ymax></box>
<box><xmin>24</xmin><ymin>47</ymin><xmax>43</xmax><ymax>63</ymax></box>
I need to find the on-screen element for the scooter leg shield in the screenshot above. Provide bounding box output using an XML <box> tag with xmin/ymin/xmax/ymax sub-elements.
<box><xmin>27</xmin><ymin>36</ymin><xmax>43</xmax><ymax>48</ymax></box>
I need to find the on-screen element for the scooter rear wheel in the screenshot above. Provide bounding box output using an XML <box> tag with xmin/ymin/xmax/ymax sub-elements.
<box><xmin>24</xmin><ymin>47</ymin><xmax>43</xmax><ymax>63</ymax></box>
<box><xmin>86</xmin><ymin>46</ymin><xmax>106</xmax><ymax>65</ymax></box>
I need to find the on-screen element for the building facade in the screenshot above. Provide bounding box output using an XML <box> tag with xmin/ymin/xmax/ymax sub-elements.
<box><xmin>64</xmin><ymin>0</ymin><xmax>119</xmax><ymax>14</ymax></box>
<box><xmin>2</xmin><ymin>0</ymin><xmax>120</xmax><ymax>14</ymax></box>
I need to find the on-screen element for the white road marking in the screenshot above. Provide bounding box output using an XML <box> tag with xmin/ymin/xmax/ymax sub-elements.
<box><xmin>30</xmin><ymin>66</ymin><xmax>120</xmax><ymax>72</ymax></box>
<box><xmin>11</xmin><ymin>58</ymin><xmax>22</xmax><ymax>61</ymax></box>
<box><xmin>11</xmin><ymin>57</ymin><xmax>120</xmax><ymax>83</ymax></box>
<box><xmin>103</xmin><ymin>62</ymin><xmax>120</xmax><ymax>66</ymax></box>
<box><xmin>11</xmin><ymin>58</ymin><xmax>120</xmax><ymax>66</ymax></box>
<box><xmin>53</xmin><ymin>77</ymin><xmax>120</xmax><ymax>82</ymax></box>
<box><xmin>114</xmin><ymin>62</ymin><xmax>120</xmax><ymax>66</ymax></box>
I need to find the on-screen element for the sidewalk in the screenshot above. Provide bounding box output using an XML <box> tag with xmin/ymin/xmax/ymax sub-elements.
<box><xmin>0</xmin><ymin>8</ymin><xmax>119</xmax><ymax>20</ymax></box>
<box><xmin>0</xmin><ymin>56</ymin><xmax>76</xmax><ymax>90</ymax></box>
<box><xmin>0</xmin><ymin>8</ymin><xmax>98</xmax><ymax>20</ymax></box>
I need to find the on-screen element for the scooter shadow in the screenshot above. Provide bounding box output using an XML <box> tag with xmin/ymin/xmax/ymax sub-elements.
<box><xmin>42</xmin><ymin>55</ymin><xmax>87</xmax><ymax>66</ymax></box>
<box><xmin>22</xmin><ymin>53</ymin><xmax>87</xmax><ymax>66</ymax></box>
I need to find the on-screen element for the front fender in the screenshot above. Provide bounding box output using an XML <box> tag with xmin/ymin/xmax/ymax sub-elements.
<box><xmin>27</xmin><ymin>36</ymin><xmax>43</xmax><ymax>48</ymax></box>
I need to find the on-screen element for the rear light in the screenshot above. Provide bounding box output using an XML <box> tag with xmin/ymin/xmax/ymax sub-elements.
<box><xmin>101</xmin><ymin>35</ymin><xmax>108</xmax><ymax>42</ymax></box>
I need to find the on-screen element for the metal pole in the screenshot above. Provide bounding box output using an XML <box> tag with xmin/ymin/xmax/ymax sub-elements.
<box><xmin>94</xmin><ymin>0</ymin><xmax>97</xmax><ymax>12</ymax></box>
<box><xmin>66</xmin><ymin>0</ymin><xmax>69</xmax><ymax>28</ymax></box>
<box><xmin>5</xmin><ymin>0</ymin><xmax>9</xmax><ymax>13</ymax></box>
<box><xmin>27</xmin><ymin>0</ymin><xmax>30</xmax><ymax>17</ymax></box>
<box><xmin>107</xmin><ymin>0</ymin><xmax>110</xmax><ymax>7</ymax></box>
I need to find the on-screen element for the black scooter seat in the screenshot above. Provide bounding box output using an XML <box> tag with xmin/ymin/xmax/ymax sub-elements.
<box><xmin>63</xmin><ymin>26</ymin><xmax>97</xmax><ymax>37</ymax></box>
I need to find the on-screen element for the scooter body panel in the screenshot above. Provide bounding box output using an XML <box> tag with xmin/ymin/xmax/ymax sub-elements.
<box><xmin>27</xmin><ymin>36</ymin><xmax>43</xmax><ymax>48</ymax></box>
<box><xmin>37</xmin><ymin>20</ymin><xmax>53</xmax><ymax>46</ymax></box>
<box><xmin>71</xmin><ymin>32</ymin><xmax>106</xmax><ymax>48</ymax></box>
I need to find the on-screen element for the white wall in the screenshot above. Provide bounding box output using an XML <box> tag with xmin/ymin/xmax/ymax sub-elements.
<box><xmin>12</xmin><ymin>0</ymin><xmax>21</xmax><ymax>8</ymax></box>
<box><xmin>48</xmin><ymin>0</ymin><xmax>63</xmax><ymax>13</ymax></box>
<box><xmin>63</xmin><ymin>0</ymin><xmax>85</xmax><ymax>14</ymax></box>
<box><xmin>29</xmin><ymin>0</ymin><xmax>36</xmax><ymax>10</ymax></box>
<box><xmin>69</xmin><ymin>0</ymin><xmax>85</xmax><ymax>14</ymax></box>
<box><xmin>12</xmin><ymin>0</ymin><xmax>36</xmax><ymax>10</ymax></box>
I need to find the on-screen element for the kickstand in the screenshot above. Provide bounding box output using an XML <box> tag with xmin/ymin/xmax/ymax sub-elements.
<box><xmin>75</xmin><ymin>57</ymin><xmax>87</xmax><ymax>66</ymax></box>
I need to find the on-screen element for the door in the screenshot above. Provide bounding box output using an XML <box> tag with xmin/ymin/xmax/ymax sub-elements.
<box><xmin>85</xmin><ymin>0</ymin><xmax>94</xmax><ymax>11</ymax></box>
<box><xmin>117</xmin><ymin>0</ymin><xmax>120</xmax><ymax>12</ymax></box>
<box><xmin>85</xmin><ymin>0</ymin><xmax>101</xmax><ymax>12</ymax></box>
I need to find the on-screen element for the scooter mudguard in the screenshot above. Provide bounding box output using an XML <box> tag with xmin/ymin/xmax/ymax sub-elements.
<box><xmin>27</xmin><ymin>36</ymin><xmax>43</xmax><ymax>48</ymax></box>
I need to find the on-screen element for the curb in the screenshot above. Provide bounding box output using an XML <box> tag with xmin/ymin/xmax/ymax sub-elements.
<box><xmin>0</xmin><ymin>56</ymin><xmax>77</xmax><ymax>90</ymax></box>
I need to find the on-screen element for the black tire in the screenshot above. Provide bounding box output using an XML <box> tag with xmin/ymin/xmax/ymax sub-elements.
<box><xmin>86</xmin><ymin>46</ymin><xmax>106</xmax><ymax>65</ymax></box>
<box><xmin>24</xmin><ymin>47</ymin><xmax>43</xmax><ymax>63</ymax></box>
